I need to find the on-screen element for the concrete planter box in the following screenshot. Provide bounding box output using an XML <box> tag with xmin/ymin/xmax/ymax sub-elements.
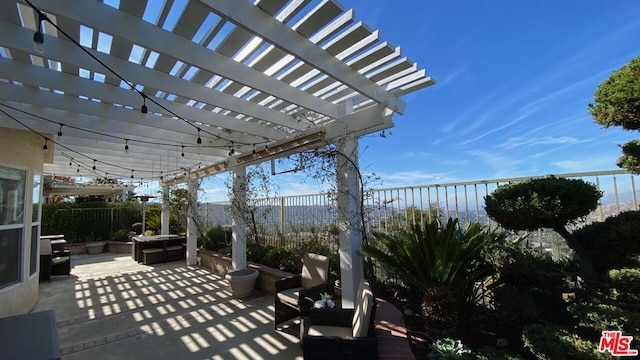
<box><xmin>198</xmin><ymin>249</ymin><xmax>294</xmax><ymax>295</ymax></box>
<box><xmin>106</xmin><ymin>241</ymin><xmax>132</xmax><ymax>254</ymax></box>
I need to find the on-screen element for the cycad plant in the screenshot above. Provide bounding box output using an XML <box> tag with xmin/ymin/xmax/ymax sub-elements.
<box><xmin>362</xmin><ymin>218</ymin><xmax>496</xmax><ymax>338</ymax></box>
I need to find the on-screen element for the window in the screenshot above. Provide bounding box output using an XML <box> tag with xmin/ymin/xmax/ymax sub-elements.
<box><xmin>0</xmin><ymin>165</ymin><xmax>26</xmax><ymax>289</ymax></box>
<box><xmin>30</xmin><ymin>173</ymin><xmax>41</xmax><ymax>276</ymax></box>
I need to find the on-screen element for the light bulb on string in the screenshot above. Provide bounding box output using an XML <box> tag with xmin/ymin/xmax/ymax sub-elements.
<box><xmin>124</xmin><ymin>139</ymin><xmax>129</xmax><ymax>154</ymax></box>
<box><xmin>196</xmin><ymin>128</ymin><xmax>202</xmax><ymax>147</ymax></box>
<box><xmin>42</xmin><ymin>139</ymin><xmax>48</xmax><ymax>154</ymax></box>
<box><xmin>57</xmin><ymin>123</ymin><xmax>63</xmax><ymax>138</ymax></box>
<box><xmin>33</xmin><ymin>12</ymin><xmax>45</xmax><ymax>54</ymax></box>
<box><xmin>92</xmin><ymin>159</ymin><xmax>96</xmax><ymax>170</ymax></box>
<box><xmin>181</xmin><ymin>145</ymin><xmax>185</xmax><ymax>157</ymax></box>
<box><xmin>140</xmin><ymin>93</ymin><xmax>148</xmax><ymax>116</ymax></box>
<box><xmin>131</xmin><ymin>169</ymin><xmax>134</xmax><ymax>179</ymax></box>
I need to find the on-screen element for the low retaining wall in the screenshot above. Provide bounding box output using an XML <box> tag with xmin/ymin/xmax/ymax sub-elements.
<box><xmin>197</xmin><ymin>249</ymin><xmax>293</xmax><ymax>295</ymax></box>
<box><xmin>65</xmin><ymin>242</ymin><xmax>132</xmax><ymax>255</ymax></box>
<box><xmin>106</xmin><ymin>241</ymin><xmax>132</xmax><ymax>254</ymax></box>
<box><xmin>66</xmin><ymin>243</ymin><xmax>87</xmax><ymax>255</ymax></box>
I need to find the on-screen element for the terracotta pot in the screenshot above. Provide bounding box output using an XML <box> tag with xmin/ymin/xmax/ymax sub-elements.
<box><xmin>225</xmin><ymin>269</ymin><xmax>259</xmax><ymax>298</ymax></box>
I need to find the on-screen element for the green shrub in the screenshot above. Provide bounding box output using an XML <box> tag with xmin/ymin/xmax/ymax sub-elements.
<box><xmin>522</xmin><ymin>324</ymin><xmax>609</xmax><ymax>360</ymax></box>
<box><xmin>568</xmin><ymin>302</ymin><xmax>640</xmax><ymax>334</ymax></box>
<box><xmin>112</xmin><ymin>229</ymin><xmax>131</xmax><ymax>241</ymax></box>
<box><xmin>609</xmin><ymin>268</ymin><xmax>640</xmax><ymax>293</ymax></box>
<box><xmin>263</xmin><ymin>247</ymin><xmax>299</xmax><ymax>273</ymax></box>
<box><xmin>475</xmin><ymin>346</ymin><xmax>525</xmax><ymax>360</ymax></box>
<box><xmin>199</xmin><ymin>225</ymin><xmax>232</xmax><ymax>252</ymax></box>
<box><xmin>246</xmin><ymin>243</ymin><xmax>272</xmax><ymax>264</ymax></box>
<box><xmin>427</xmin><ymin>338</ymin><xmax>471</xmax><ymax>359</ymax></box>
<box><xmin>490</xmin><ymin>244</ymin><xmax>570</xmax><ymax>326</ymax></box>
<box><xmin>574</xmin><ymin>211</ymin><xmax>640</xmax><ymax>273</ymax></box>
<box><xmin>143</xmin><ymin>230</ymin><xmax>155</xmax><ymax>236</ymax></box>
<box><xmin>132</xmin><ymin>222</ymin><xmax>143</xmax><ymax>234</ymax></box>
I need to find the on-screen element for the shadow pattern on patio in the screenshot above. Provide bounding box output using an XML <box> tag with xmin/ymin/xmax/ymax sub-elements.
<box><xmin>35</xmin><ymin>254</ymin><xmax>302</xmax><ymax>360</ymax></box>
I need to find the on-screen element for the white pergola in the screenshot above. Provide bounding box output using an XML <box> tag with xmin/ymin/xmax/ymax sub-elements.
<box><xmin>0</xmin><ymin>0</ymin><xmax>434</xmax><ymax>307</ymax></box>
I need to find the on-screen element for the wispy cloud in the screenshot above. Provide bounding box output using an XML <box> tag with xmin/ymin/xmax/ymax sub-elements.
<box><xmin>551</xmin><ymin>153</ymin><xmax>620</xmax><ymax>173</ymax></box>
<box><xmin>406</xmin><ymin>151</ymin><xmax>431</xmax><ymax>158</ymax></box>
<box><xmin>500</xmin><ymin>136</ymin><xmax>580</xmax><ymax>149</ymax></box>
<box><xmin>467</xmin><ymin>150</ymin><xmax>523</xmax><ymax>178</ymax></box>
<box><xmin>378</xmin><ymin>170</ymin><xmax>458</xmax><ymax>188</ymax></box>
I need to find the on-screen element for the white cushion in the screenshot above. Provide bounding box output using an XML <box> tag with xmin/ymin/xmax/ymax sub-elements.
<box><xmin>52</xmin><ymin>256</ymin><xmax>70</xmax><ymax>264</ymax></box>
<box><xmin>307</xmin><ymin>325</ymin><xmax>353</xmax><ymax>338</ymax></box>
<box><xmin>300</xmin><ymin>253</ymin><xmax>329</xmax><ymax>289</ymax></box>
<box><xmin>40</xmin><ymin>239</ymin><xmax>52</xmax><ymax>256</ymax></box>
<box><xmin>276</xmin><ymin>287</ymin><xmax>302</xmax><ymax>306</ymax></box>
<box><xmin>352</xmin><ymin>281</ymin><xmax>374</xmax><ymax>337</ymax></box>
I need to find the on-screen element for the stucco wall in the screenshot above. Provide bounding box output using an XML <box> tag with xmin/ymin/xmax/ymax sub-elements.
<box><xmin>0</xmin><ymin>128</ymin><xmax>49</xmax><ymax>317</ymax></box>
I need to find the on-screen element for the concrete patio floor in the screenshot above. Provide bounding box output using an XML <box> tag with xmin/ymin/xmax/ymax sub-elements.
<box><xmin>34</xmin><ymin>253</ymin><xmax>303</xmax><ymax>359</ymax></box>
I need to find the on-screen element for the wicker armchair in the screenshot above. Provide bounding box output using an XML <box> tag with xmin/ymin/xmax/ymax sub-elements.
<box><xmin>274</xmin><ymin>253</ymin><xmax>331</xmax><ymax>328</ymax></box>
<box><xmin>39</xmin><ymin>238</ymin><xmax>71</xmax><ymax>282</ymax></box>
<box><xmin>301</xmin><ymin>280</ymin><xmax>378</xmax><ymax>360</ymax></box>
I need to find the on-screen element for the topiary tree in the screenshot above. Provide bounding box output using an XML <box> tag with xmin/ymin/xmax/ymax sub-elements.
<box><xmin>573</xmin><ymin>210</ymin><xmax>640</xmax><ymax>274</ymax></box>
<box><xmin>484</xmin><ymin>176</ymin><xmax>602</xmax><ymax>274</ymax></box>
<box><xmin>589</xmin><ymin>55</ymin><xmax>640</xmax><ymax>173</ymax></box>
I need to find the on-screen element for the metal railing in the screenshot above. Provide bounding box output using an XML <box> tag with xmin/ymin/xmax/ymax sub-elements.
<box><xmin>198</xmin><ymin>169</ymin><xmax>638</xmax><ymax>255</ymax></box>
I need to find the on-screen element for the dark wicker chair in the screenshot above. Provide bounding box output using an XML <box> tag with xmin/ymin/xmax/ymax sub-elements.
<box><xmin>40</xmin><ymin>238</ymin><xmax>71</xmax><ymax>282</ymax></box>
<box><xmin>274</xmin><ymin>253</ymin><xmax>332</xmax><ymax>328</ymax></box>
<box><xmin>301</xmin><ymin>280</ymin><xmax>378</xmax><ymax>360</ymax></box>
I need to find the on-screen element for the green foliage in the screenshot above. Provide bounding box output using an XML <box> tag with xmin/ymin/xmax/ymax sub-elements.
<box><xmin>246</xmin><ymin>243</ymin><xmax>272</xmax><ymax>265</ymax></box>
<box><xmin>484</xmin><ymin>177</ymin><xmax>602</xmax><ymax>232</ymax></box>
<box><xmin>42</xmin><ymin>202</ymin><xmax>141</xmax><ymax>243</ymax></box>
<box><xmin>362</xmin><ymin>218</ymin><xmax>497</xmax><ymax>326</ymax></box>
<box><xmin>263</xmin><ymin>247</ymin><xmax>300</xmax><ymax>273</ymax></box>
<box><xmin>522</xmin><ymin>324</ymin><xmax>609</xmax><ymax>360</ymax></box>
<box><xmin>609</xmin><ymin>268</ymin><xmax>640</xmax><ymax>294</ymax></box>
<box><xmin>199</xmin><ymin>225</ymin><xmax>232</xmax><ymax>252</ymax></box>
<box><xmin>573</xmin><ymin>211</ymin><xmax>640</xmax><ymax>273</ymax></box>
<box><xmin>427</xmin><ymin>338</ymin><xmax>471</xmax><ymax>359</ymax></box>
<box><xmin>489</xmin><ymin>244</ymin><xmax>572</xmax><ymax>326</ymax></box>
<box><xmin>143</xmin><ymin>230</ymin><xmax>155</xmax><ymax>236</ymax></box>
<box><xmin>475</xmin><ymin>347</ymin><xmax>525</xmax><ymax>360</ymax></box>
<box><xmin>617</xmin><ymin>139</ymin><xmax>640</xmax><ymax>174</ymax></box>
<box><xmin>589</xmin><ymin>55</ymin><xmax>640</xmax><ymax>130</ymax></box>
<box><xmin>112</xmin><ymin>229</ymin><xmax>131</xmax><ymax>241</ymax></box>
<box><xmin>568</xmin><ymin>302</ymin><xmax>640</xmax><ymax>334</ymax></box>
<box><xmin>131</xmin><ymin>222</ymin><xmax>143</xmax><ymax>234</ymax></box>
<box><xmin>589</xmin><ymin>55</ymin><xmax>640</xmax><ymax>173</ymax></box>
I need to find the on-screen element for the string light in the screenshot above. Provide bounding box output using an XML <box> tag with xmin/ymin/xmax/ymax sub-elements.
<box><xmin>196</xmin><ymin>128</ymin><xmax>202</xmax><ymax>145</ymax></box>
<box><xmin>57</xmin><ymin>123</ymin><xmax>63</xmax><ymax>137</ymax></box>
<box><xmin>42</xmin><ymin>138</ymin><xmax>48</xmax><ymax>153</ymax></box>
<box><xmin>33</xmin><ymin>11</ymin><xmax>45</xmax><ymax>54</ymax></box>
<box><xmin>92</xmin><ymin>159</ymin><xmax>96</xmax><ymax>170</ymax></box>
<box><xmin>124</xmin><ymin>139</ymin><xmax>129</xmax><ymax>154</ymax></box>
<box><xmin>140</xmin><ymin>93</ymin><xmax>148</xmax><ymax>115</ymax></box>
<box><xmin>20</xmin><ymin>2</ymin><xmax>267</xmax><ymax>152</ymax></box>
<box><xmin>228</xmin><ymin>141</ymin><xmax>235</xmax><ymax>156</ymax></box>
<box><xmin>76</xmin><ymin>165</ymin><xmax>80</xmax><ymax>173</ymax></box>
<box><xmin>130</xmin><ymin>169</ymin><xmax>134</xmax><ymax>179</ymax></box>
<box><xmin>181</xmin><ymin>145</ymin><xmax>184</xmax><ymax>157</ymax></box>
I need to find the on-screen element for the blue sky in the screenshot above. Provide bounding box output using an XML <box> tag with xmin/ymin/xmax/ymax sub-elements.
<box><xmin>151</xmin><ymin>1</ymin><xmax>640</xmax><ymax>202</ymax></box>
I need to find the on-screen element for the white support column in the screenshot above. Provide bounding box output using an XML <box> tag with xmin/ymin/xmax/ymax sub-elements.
<box><xmin>161</xmin><ymin>183</ymin><xmax>170</xmax><ymax>235</ymax></box>
<box><xmin>231</xmin><ymin>165</ymin><xmax>248</xmax><ymax>270</ymax></box>
<box><xmin>186</xmin><ymin>178</ymin><xmax>198</xmax><ymax>266</ymax></box>
<box><xmin>337</xmin><ymin>135</ymin><xmax>363</xmax><ymax>309</ymax></box>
